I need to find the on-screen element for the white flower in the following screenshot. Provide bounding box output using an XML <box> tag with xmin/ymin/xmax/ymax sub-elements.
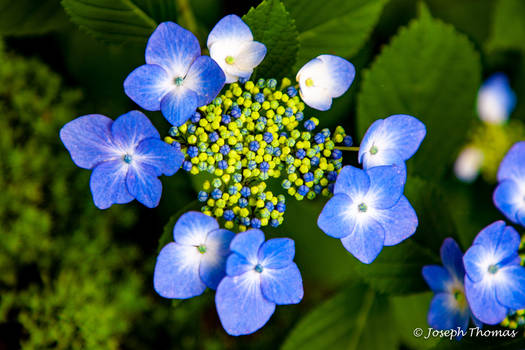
<box><xmin>477</xmin><ymin>73</ymin><xmax>516</xmax><ymax>125</ymax></box>
<box><xmin>454</xmin><ymin>146</ymin><xmax>484</xmax><ymax>183</ymax></box>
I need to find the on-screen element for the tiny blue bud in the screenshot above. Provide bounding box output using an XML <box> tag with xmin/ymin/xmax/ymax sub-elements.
<box><xmin>240</xmin><ymin>187</ymin><xmax>251</xmax><ymax>197</ymax></box>
<box><xmin>219</xmin><ymin>145</ymin><xmax>231</xmax><ymax>155</ymax></box>
<box><xmin>239</xmin><ymin>198</ymin><xmax>249</xmax><ymax>208</ymax></box>
<box><xmin>296</xmin><ymin>149</ymin><xmax>306</xmax><ymax>160</ymax></box>
<box><xmin>267</xmin><ymin>79</ymin><xmax>277</xmax><ymax>88</ymax></box>
<box><xmin>222</xmin><ymin>114</ymin><xmax>231</xmax><ymax>124</ymax></box>
<box><xmin>211</xmin><ymin>188</ymin><xmax>223</xmax><ymax>200</ymax></box>
<box><xmin>332</xmin><ymin>149</ymin><xmax>343</xmax><ymax>160</ymax></box>
<box><xmin>314</xmin><ymin>133</ymin><xmax>325</xmax><ymax>144</ymax></box>
<box><xmin>286</xmin><ymin>86</ymin><xmax>297</xmax><ymax>97</ymax></box>
<box><xmin>218</xmin><ymin>160</ymin><xmax>228</xmax><ymax>170</ymax></box>
<box><xmin>276</xmin><ymin>202</ymin><xmax>286</xmax><ymax>213</ymax></box>
<box><xmin>255</xmin><ymin>93</ymin><xmax>265</xmax><ymax>103</ymax></box>
<box><xmin>249</xmin><ymin>141</ymin><xmax>260</xmax><ymax>152</ymax></box>
<box><xmin>223</xmin><ymin>209</ymin><xmax>235</xmax><ymax>221</ymax></box>
<box><xmin>169</xmin><ymin>126</ymin><xmax>179</xmax><ymax>137</ymax></box>
<box><xmin>251</xmin><ymin>218</ymin><xmax>262</xmax><ymax>228</ymax></box>
<box><xmin>190</xmin><ymin>112</ymin><xmax>201</xmax><ymax>123</ymax></box>
<box><xmin>295</xmin><ymin>111</ymin><xmax>304</xmax><ymax>121</ymax></box>
<box><xmin>304</xmin><ymin>172</ymin><xmax>314</xmax><ymax>182</ymax></box>
<box><xmin>343</xmin><ymin>135</ymin><xmax>353</xmax><ymax>146</ymax></box>
<box><xmin>209</xmin><ymin>132</ymin><xmax>219</xmax><ymax>143</ymax></box>
<box><xmin>198</xmin><ymin>191</ymin><xmax>208</xmax><ymax>202</ymax></box>
<box><xmin>182</xmin><ymin>161</ymin><xmax>193</xmax><ymax>172</ymax></box>
<box><xmin>187</xmin><ymin>146</ymin><xmax>199</xmax><ymax>158</ymax></box>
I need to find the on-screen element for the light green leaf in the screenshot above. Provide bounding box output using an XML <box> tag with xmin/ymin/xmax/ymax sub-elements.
<box><xmin>61</xmin><ymin>0</ymin><xmax>177</xmax><ymax>44</ymax></box>
<box><xmin>282</xmin><ymin>284</ymin><xmax>397</xmax><ymax>350</ymax></box>
<box><xmin>283</xmin><ymin>0</ymin><xmax>387</xmax><ymax>69</ymax></box>
<box><xmin>487</xmin><ymin>0</ymin><xmax>525</xmax><ymax>52</ymax></box>
<box><xmin>357</xmin><ymin>5</ymin><xmax>481</xmax><ymax>180</ymax></box>
<box><xmin>0</xmin><ymin>0</ymin><xmax>68</xmax><ymax>36</ymax></box>
<box><xmin>242</xmin><ymin>0</ymin><xmax>299</xmax><ymax>80</ymax></box>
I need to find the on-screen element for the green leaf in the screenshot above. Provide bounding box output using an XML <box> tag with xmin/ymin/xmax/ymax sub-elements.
<box><xmin>487</xmin><ymin>0</ymin><xmax>525</xmax><ymax>52</ymax></box>
<box><xmin>357</xmin><ymin>5</ymin><xmax>481</xmax><ymax>180</ymax></box>
<box><xmin>0</xmin><ymin>0</ymin><xmax>68</xmax><ymax>36</ymax></box>
<box><xmin>282</xmin><ymin>284</ymin><xmax>397</xmax><ymax>350</ymax></box>
<box><xmin>61</xmin><ymin>0</ymin><xmax>177</xmax><ymax>44</ymax></box>
<box><xmin>242</xmin><ymin>0</ymin><xmax>299</xmax><ymax>80</ymax></box>
<box><xmin>283</xmin><ymin>0</ymin><xmax>387</xmax><ymax>69</ymax></box>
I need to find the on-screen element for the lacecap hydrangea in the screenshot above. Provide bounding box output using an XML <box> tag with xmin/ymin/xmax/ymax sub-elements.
<box><xmin>60</xmin><ymin>14</ymin><xmax>426</xmax><ymax>335</ymax></box>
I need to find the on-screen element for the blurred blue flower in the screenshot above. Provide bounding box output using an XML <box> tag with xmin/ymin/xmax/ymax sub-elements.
<box><xmin>317</xmin><ymin>165</ymin><xmax>418</xmax><ymax>264</ymax></box>
<box><xmin>154</xmin><ymin>211</ymin><xmax>235</xmax><ymax>299</ymax></box>
<box><xmin>296</xmin><ymin>55</ymin><xmax>355</xmax><ymax>111</ymax></box>
<box><xmin>477</xmin><ymin>73</ymin><xmax>516</xmax><ymax>125</ymax></box>
<box><xmin>423</xmin><ymin>238</ymin><xmax>479</xmax><ymax>338</ymax></box>
<box><xmin>207</xmin><ymin>15</ymin><xmax>267</xmax><ymax>84</ymax></box>
<box><xmin>215</xmin><ymin>229</ymin><xmax>303</xmax><ymax>336</ymax></box>
<box><xmin>124</xmin><ymin>22</ymin><xmax>225</xmax><ymax>126</ymax></box>
<box><xmin>60</xmin><ymin>111</ymin><xmax>183</xmax><ymax>209</ymax></box>
<box><xmin>358</xmin><ymin>115</ymin><xmax>426</xmax><ymax>178</ymax></box>
<box><xmin>494</xmin><ymin>142</ymin><xmax>525</xmax><ymax>226</ymax></box>
<box><xmin>463</xmin><ymin>221</ymin><xmax>525</xmax><ymax>324</ymax></box>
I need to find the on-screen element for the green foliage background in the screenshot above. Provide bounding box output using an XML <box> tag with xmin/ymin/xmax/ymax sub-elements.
<box><xmin>1</xmin><ymin>0</ymin><xmax>525</xmax><ymax>349</ymax></box>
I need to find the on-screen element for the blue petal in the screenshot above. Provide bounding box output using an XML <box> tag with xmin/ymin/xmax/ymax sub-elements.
<box><xmin>260</xmin><ymin>263</ymin><xmax>303</xmax><ymax>305</ymax></box>
<box><xmin>317</xmin><ymin>193</ymin><xmax>355</xmax><ymax>239</ymax></box>
<box><xmin>359</xmin><ymin>119</ymin><xmax>383</xmax><ymax>164</ymax></box>
<box><xmin>472</xmin><ymin>221</ymin><xmax>520</xmax><ymax>263</ymax></box>
<box><xmin>497</xmin><ymin>141</ymin><xmax>525</xmax><ymax>182</ymax></box>
<box><xmin>199</xmin><ymin>229</ymin><xmax>235</xmax><ymax>289</ymax></box>
<box><xmin>463</xmin><ymin>245</ymin><xmax>488</xmax><ymax>283</ymax></box>
<box><xmin>89</xmin><ymin>160</ymin><xmax>133</xmax><ymax>209</ymax></box>
<box><xmin>153</xmin><ymin>242</ymin><xmax>206</xmax><ymax>299</ymax></box>
<box><xmin>316</xmin><ymin>55</ymin><xmax>355</xmax><ymax>97</ymax></box>
<box><xmin>258</xmin><ymin>238</ymin><xmax>295</xmax><ymax>269</ymax></box>
<box><xmin>377</xmin><ymin>196</ymin><xmax>418</xmax><ymax>246</ymax></box>
<box><xmin>160</xmin><ymin>88</ymin><xmax>199</xmax><ymax>126</ymax></box>
<box><xmin>440</xmin><ymin>238</ymin><xmax>466</xmax><ymax>281</ymax></box>
<box><xmin>477</xmin><ymin>73</ymin><xmax>516</xmax><ymax>124</ymax></box>
<box><xmin>215</xmin><ymin>274</ymin><xmax>276</xmax><ymax>336</ymax></box>
<box><xmin>230</xmin><ymin>229</ymin><xmax>265</xmax><ymax>264</ymax></box>
<box><xmin>111</xmin><ymin>111</ymin><xmax>160</xmax><ymax>150</ymax></box>
<box><xmin>422</xmin><ymin>265</ymin><xmax>451</xmax><ymax>293</ymax></box>
<box><xmin>173</xmin><ymin>211</ymin><xmax>219</xmax><ymax>246</ymax></box>
<box><xmin>340</xmin><ymin>218</ymin><xmax>385</xmax><ymax>264</ymax></box>
<box><xmin>366</xmin><ymin>165</ymin><xmax>405</xmax><ymax>209</ymax></box>
<box><xmin>226</xmin><ymin>252</ymin><xmax>254</xmax><ymax>276</ymax></box>
<box><xmin>123</xmin><ymin>64</ymin><xmax>172</xmax><ymax>111</ymax></box>
<box><xmin>333</xmin><ymin>165</ymin><xmax>370</xmax><ymax>199</ymax></box>
<box><xmin>136</xmin><ymin>138</ymin><xmax>184</xmax><ymax>176</ymax></box>
<box><xmin>207</xmin><ymin>15</ymin><xmax>253</xmax><ymax>48</ymax></box>
<box><xmin>493</xmin><ymin>179</ymin><xmax>522</xmax><ymax>224</ymax></box>
<box><xmin>126</xmin><ymin>163</ymin><xmax>162</xmax><ymax>208</ymax></box>
<box><xmin>495</xmin><ymin>265</ymin><xmax>525</xmax><ymax>310</ymax></box>
<box><xmin>60</xmin><ymin>114</ymin><xmax>117</xmax><ymax>169</ymax></box>
<box><xmin>428</xmin><ymin>293</ymin><xmax>470</xmax><ymax>335</ymax></box>
<box><xmin>464</xmin><ymin>277</ymin><xmax>507</xmax><ymax>325</ymax></box>
<box><xmin>185</xmin><ymin>55</ymin><xmax>225</xmax><ymax>106</ymax></box>
<box><xmin>145</xmin><ymin>22</ymin><xmax>200</xmax><ymax>76</ymax></box>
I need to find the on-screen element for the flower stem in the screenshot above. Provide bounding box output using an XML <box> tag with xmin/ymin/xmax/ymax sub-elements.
<box><xmin>335</xmin><ymin>146</ymin><xmax>360</xmax><ymax>152</ymax></box>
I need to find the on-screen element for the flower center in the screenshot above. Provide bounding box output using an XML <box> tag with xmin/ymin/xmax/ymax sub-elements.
<box><xmin>225</xmin><ymin>56</ymin><xmax>235</xmax><ymax>65</ymax></box>
<box><xmin>197</xmin><ymin>244</ymin><xmax>207</xmax><ymax>254</ymax></box>
<box><xmin>453</xmin><ymin>289</ymin><xmax>467</xmax><ymax>310</ymax></box>
<box><xmin>358</xmin><ymin>203</ymin><xmax>368</xmax><ymax>212</ymax></box>
<box><xmin>305</xmin><ymin>78</ymin><xmax>314</xmax><ymax>87</ymax></box>
<box><xmin>174</xmin><ymin>77</ymin><xmax>184</xmax><ymax>86</ymax></box>
<box><xmin>370</xmin><ymin>145</ymin><xmax>378</xmax><ymax>155</ymax></box>
<box><xmin>488</xmin><ymin>264</ymin><xmax>499</xmax><ymax>274</ymax></box>
<box><xmin>123</xmin><ymin>154</ymin><xmax>133</xmax><ymax>164</ymax></box>
<box><xmin>254</xmin><ymin>264</ymin><xmax>263</xmax><ymax>273</ymax></box>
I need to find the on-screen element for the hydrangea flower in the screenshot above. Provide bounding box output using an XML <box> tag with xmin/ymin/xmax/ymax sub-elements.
<box><xmin>296</xmin><ymin>55</ymin><xmax>355</xmax><ymax>111</ymax></box>
<box><xmin>317</xmin><ymin>165</ymin><xmax>418</xmax><ymax>264</ymax></box>
<box><xmin>454</xmin><ymin>146</ymin><xmax>484</xmax><ymax>183</ymax></box>
<box><xmin>215</xmin><ymin>229</ymin><xmax>303</xmax><ymax>335</ymax></box>
<box><xmin>422</xmin><ymin>238</ymin><xmax>480</xmax><ymax>338</ymax></box>
<box><xmin>124</xmin><ymin>22</ymin><xmax>225</xmax><ymax>126</ymax></box>
<box><xmin>358</xmin><ymin>114</ymin><xmax>426</xmax><ymax>176</ymax></box>
<box><xmin>154</xmin><ymin>211</ymin><xmax>234</xmax><ymax>298</ymax></box>
<box><xmin>494</xmin><ymin>141</ymin><xmax>525</xmax><ymax>226</ymax></box>
<box><xmin>477</xmin><ymin>73</ymin><xmax>516</xmax><ymax>125</ymax></box>
<box><xmin>463</xmin><ymin>221</ymin><xmax>525</xmax><ymax>324</ymax></box>
<box><xmin>207</xmin><ymin>15</ymin><xmax>266</xmax><ymax>84</ymax></box>
<box><xmin>60</xmin><ymin>111</ymin><xmax>183</xmax><ymax>209</ymax></box>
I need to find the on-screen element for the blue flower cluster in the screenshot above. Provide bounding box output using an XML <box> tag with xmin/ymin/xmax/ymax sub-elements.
<box><xmin>318</xmin><ymin>115</ymin><xmax>426</xmax><ymax>263</ymax></box>
<box><xmin>423</xmin><ymin>142</ymin><xmax>525</xmax><ymax>336</ymax></box>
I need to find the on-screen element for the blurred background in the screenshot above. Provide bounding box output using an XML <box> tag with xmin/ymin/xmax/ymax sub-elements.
<box><xmin>1</xmin><ymin>0</ymin><xmax>525</xmax><ymax>349</ymax></box>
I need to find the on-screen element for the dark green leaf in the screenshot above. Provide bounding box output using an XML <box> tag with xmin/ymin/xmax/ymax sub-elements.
<box><xmin>243</xmin><ymin>0</ymin><xmax>299</xmax><ymax>80</ymax></box>
<box><xmin>61</xmin><ymin>0</ymin><xmax>177</xmax><ymax>44</ymax></box>
<box><xmin>283</xmin><ymin>0</ymin><xmax>387</xmax><ymax>69</ymax></box>
<box><xmin>0</xmin><ymin>0</ymin><xmax>68</xmax><ymax>36</ymax></box>
<box><xmin>357</xmin><ymin>5</ymin><xmax>481</xmax><ymax>180</ymax></box>
<box><xmin>487</xmin><ymin>0</ymin><xmax>525</xmax><ymax>52</ymax></box>
<box><xmin>282</xmin><ymin>284</ymin><xmax>397</xmax><ymax>350</ymax></box>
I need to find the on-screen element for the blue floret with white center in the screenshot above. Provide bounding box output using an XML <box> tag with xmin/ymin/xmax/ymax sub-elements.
<box><xmin>154</xmin><ymin>211</ymin><xmax>235</xmax><ymax>299</ymax></box>
<box><xmin>463</xmin><ymin>221</ymin><xmax>525</xmax><ymax>325</ymax></box>
<box><xmin>422</xmin><ymin>238</ymin><xmax>480</xmax><ymax>338</ymax></box>
<box><xmin>60</xmin><ymin>110</ymin><xmax>184</xmax><ymax>209</ymax></box>
<box><xmin>215</xmin><ymin>229</ymin><xmax>303</xmax><ymax>336</ymax></box>
<box><xmin>317</xmin><ymin>165</ymin><xmax>418</xmax><ymax>264</ymax></box>
<box><xmin>477</xmin><ymin>73</ymin><xmax>516</xmax><ymax>125</ymax></box>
